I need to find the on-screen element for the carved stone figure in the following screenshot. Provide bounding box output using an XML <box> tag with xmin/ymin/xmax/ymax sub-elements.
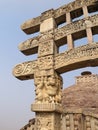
<box><xmin>34</xmin><ymin>73</ymin><xmax>62</xmax><ymax>104</ymax></box>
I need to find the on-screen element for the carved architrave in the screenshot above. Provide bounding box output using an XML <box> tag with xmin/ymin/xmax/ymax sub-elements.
<box><xmin>54</xmin><ymin>0</ymin><xmax>97</xmax><ymax>18</ymax></box>
<box><xmin>18</xmin><ymin>36</ymin><xmax>39</xmax><ymax>53</ymax></box>
<box><xmin>13</xmin><ymin>60</ymin><xmax>37</xmax><ymax>79</ymax></box>
<box><xmin>21</xmin><ymin>0</ymin><xmax>97</xmax><ymax>35</ymax></box>
<box><xmin>41</xmin><ymin>9</ymin><xmax>54</xmax><ymax>22</ymax></box>
<box><xmin>13</xmin><ymin>42</ymin><xmax>98</xmax><ymax>80</ymax></box>
<box><xmin>21</xmin><ymin>16</ymin><xmax>40</xmax><ymax>29</ymax></box>
<box><xmin>19</xmin><ymin>14</ymin><xmax>98</xmax><ymax>56</ymax></box>
<box><xmin>55</xmin><ymin>14</ymin><xmax>98</xmax><ymax>41</ymax></box>
<box><xmin>21</xmin><ymin>16</ymin><xmax>41</xmax><ymax>34</ymax></box>
<box><xmin>55</xmin><ymin>43</ymin><xmax>98</xmax><ymax>73</ymax></box>
<box><xmin>34</xmin><ymin>72</ymin><xmax>62</xmax><ymax>104</ymax></box>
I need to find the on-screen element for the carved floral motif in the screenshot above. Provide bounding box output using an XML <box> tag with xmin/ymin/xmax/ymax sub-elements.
<box><xmin>13</xmin><ymin>61</ymin><xmax>37</xmax><ymax>78</ymax></box>
<box><xmin>19</xmin><ymin>14</ymin><xmax>98</xmax><ymax>54</ymax></box>
<box><xmin>21</xmin><ymin>16</ymin><xmax>40</xmax><ymax>30</ymax></box>
<box><xmin>35</xmin><ymin>112</ymin><xmax>61</xmax><ymax>130</ymax></box>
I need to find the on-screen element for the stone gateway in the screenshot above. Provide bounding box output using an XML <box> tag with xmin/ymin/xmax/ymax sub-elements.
<box><xmin>13</xmin><ymin>0</ymin><xmax>98</xmax><ymax>130</ymax></box>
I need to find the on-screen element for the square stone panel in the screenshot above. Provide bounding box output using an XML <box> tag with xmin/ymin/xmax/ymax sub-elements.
<box><xmin>38</xmin><ymin>55</ymin><xmax>54</xmax><ymax>70</ymax></box>
<box><xmin>38</xmin><ymin>40</ymin><xmax>55</xmax><ymax>57</ymax></box>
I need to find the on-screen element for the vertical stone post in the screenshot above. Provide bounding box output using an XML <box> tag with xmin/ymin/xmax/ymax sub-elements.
<box><xmin>31</xmin><ymin>9</ymin><xmax>63</xmax><ymax>130</ymax></box>
<box><xmin>82</xmin><ymin>5</ymin><xmax>88</xmax><ymax>18</ymax></box>
<box><xmin>83</xmin><ymin>5</ymin><xmax>93</xmax><ymax>43</ymax></box>
<box><xmin>66</xmin><ymin>12</ymin><xmax>74</xmax><ymax>50</ymax></box>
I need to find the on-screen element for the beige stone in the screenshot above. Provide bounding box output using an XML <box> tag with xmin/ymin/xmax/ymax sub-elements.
<box><xmin>40</xmin><ymin>17</ymin><xmax>57</xmax><ymax>33</ymax></box>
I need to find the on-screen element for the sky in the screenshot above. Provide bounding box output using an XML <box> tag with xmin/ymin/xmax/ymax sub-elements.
<box><xmin>0</xmin><ymin>0</ymin><xmax>98</xmax><ymax>130</ymax></box>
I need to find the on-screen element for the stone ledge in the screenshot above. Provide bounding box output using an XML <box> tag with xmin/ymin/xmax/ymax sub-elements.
<box><xmin>31</xmin><ymin>103</ymin><xmax>63</xmax><ymax>113</ymax></box>
<box><xmin>63</xmin><ymin>108</ymin><xmax>98</xmax><ymax>119</ymax></box>
<box><xmin>63</xmin><ymin>108</ymin><xmax>83</xmax><ymax>114</ymax></box>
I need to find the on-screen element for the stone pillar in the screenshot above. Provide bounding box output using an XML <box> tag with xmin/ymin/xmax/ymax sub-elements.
<box><xmin>32</xmin><ymin>102</ymin><xmax>62</xmax><ymax>130</ymax></box>
<box><xmin>31</xmin><ymin>9</ymin><xmax>63</xmax><ymax>130</ymax></box>
<box><xmin>86</xmin><ymin>27</ymin><xmax>93</xmax><ymax>44</ymax></box>
<box><xmin>66</xmin><ymin>12</ymin><xmax>74</xmax><ymax>50</ymax></box>
<box><xmin>82</xmin><ymin>5</ymin><xmax>88</xmax><ymax>18</ymax></box>
<box><xmin>83</xmin><ymin>6</ymin><xmax>93</xmax><ymax>43</ymax></box>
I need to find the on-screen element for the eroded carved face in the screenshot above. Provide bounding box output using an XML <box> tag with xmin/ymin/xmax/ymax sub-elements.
<box><xmin>34</xmin><ymin>76</ymin><xmax>42</xmax><ymax>86</ymax></box>
<box><xmin>48</xmin><ymin>75</ymin><xmax>55</xmax><ymax>85</ymax></box>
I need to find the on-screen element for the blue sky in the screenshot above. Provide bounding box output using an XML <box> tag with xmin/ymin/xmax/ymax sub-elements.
<box><xmin>0</xmin><ymin>0</ymin><xmax>98</xmax><ymax>130</ymax></box>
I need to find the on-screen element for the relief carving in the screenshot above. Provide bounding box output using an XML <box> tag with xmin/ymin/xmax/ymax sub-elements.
<box><xmin>34</xmin><ymin>72</ymin><xmax>62</xmax><ymax>104</ymax></box>
<box><xmin>39</xmin><ymin>32</ymin><xmax>54</xmax><ymax>42</ymax></box>
<box><xmin>54</xmin><ymin>0</ymin><xmax>97</xmax><ymax>18</ymax></box>
<box><xmin>19</xmin><ymin>36</ymin><xmax>39</xmax><ymax>51</ymax></box>
<box><xmin>38</xmin><ymin>56</ymin><xmax>54</xmax><ymax>70</ymax></box>
<box><xmin>21</xmin><ymin>0</ymin><xmax>97</xmax><ymax>34</ymax></box>
<box><xmin>55</xmin><ymin>14</ymin><xmax>98</xmax><ymax>41</ymax></box>
<box><xmin>55</xmin><ymin>43</ymin><xmax>98</xmax><ymax>70</ymax></box>
<box><xmin>35</xmin><ymin>112</ymin><xmax>61</xmax><ymax>130</ymax></box>
<box><xmin>13</xmin><ymin>61</ymin><xmax>37</xmax><ymax>77</ymax></box>
<box><xmin>38</xmin><ymin>40</ymin><xmax>54</xmax><ymax>57</ymax></box>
